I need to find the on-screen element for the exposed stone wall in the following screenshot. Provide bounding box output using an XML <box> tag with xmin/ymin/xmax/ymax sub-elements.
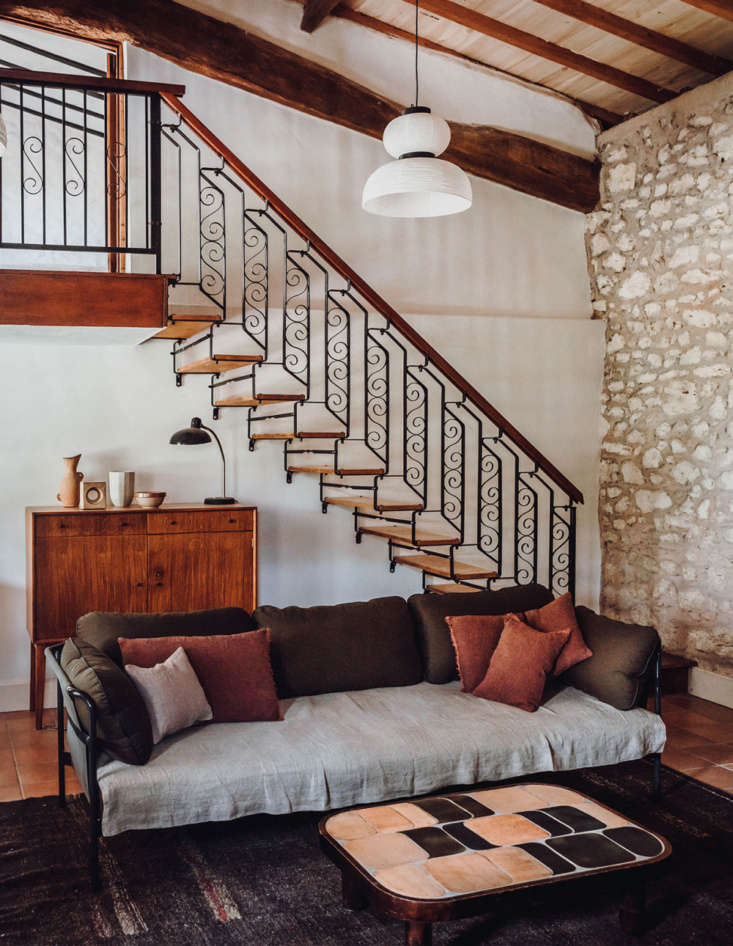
<box><xmin>588</xmin><ymin>75</ymin><xmax>733</xmax><ymax>677</ymax></box>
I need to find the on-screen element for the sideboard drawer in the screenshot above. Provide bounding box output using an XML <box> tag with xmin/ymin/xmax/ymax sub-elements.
<box><xmin>34</xmin><ymin>512</ymin><xmax>147</xmax><ymax>538</ymax></box>
<box><xmin>147</xmin><ymin>509</ymin><xmax>254</xmax><ymax>534</ymax></box>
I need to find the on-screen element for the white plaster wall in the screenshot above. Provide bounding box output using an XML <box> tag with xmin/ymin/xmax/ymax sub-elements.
<box><xmin>0</xmin><ymin>315</ymin><xmax>602</xmax><ymax>707</ymax></box>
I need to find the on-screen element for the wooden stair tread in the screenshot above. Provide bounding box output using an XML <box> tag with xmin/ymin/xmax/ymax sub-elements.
<box><xmin>179</xmin><ymin>354</ymin><xmax>264</xmax><ymax>374</ymax></box>
<box><xmin>426</xmin><ymin>583</ymin><xmax>483</xmax><ymax>594</ymax></box>
<box><xmin>151</xmin><ymin>316</ymin><xmax>219</xmax><ymax>340</ymax></box>
<box><xmin>288</xmin><ymin>465</ymin><xmax>386</xmax><ymax>475</ymax></box>
<box><xmin>359</xmin><ymin>523</ymin><xmax>459</xmax><ymax>547</ymax></box>
<box><xmin>324</xmin><ymin>495</ymin><xmax>424</xmax><ymax>512</ymax></box>
<box><xmin>392</xmin><ymin>553</ymin><xmax>497</xmax><ymax>580</ymax></box>
<box><xmin>214</xmin><ymin>393</ymin><xmax>305</xmax><ymax>407</ymax></box>
<box><xmin>252</xmin><ymin>431</ymin><xmax>347</xmax><ymax>441</ymax></box>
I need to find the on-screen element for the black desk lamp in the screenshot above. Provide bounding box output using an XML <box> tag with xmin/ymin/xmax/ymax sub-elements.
<box><xmin>169</xmin><ymin>417</ymin><xmax>237</xmax><ymax>505</ymax></box>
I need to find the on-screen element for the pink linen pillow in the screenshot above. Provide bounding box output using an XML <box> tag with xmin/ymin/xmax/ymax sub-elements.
<box><xmin>521</xmin><ymin>592</ymin><xmax>592</xmax><ymax>676</ymax></box>
<box><xmin>125</xmin><ymin>646</ymin><xmax>212</xmax><ymax>744</ymax></box>
<box><xmin>473</xmin><ymin>615</ymin><xmax>571</xmax><ymax>712</ymax></box>
<box><xmin>119</xmin><ymin>629</ymin><xmax>281</xmax><ymax>723</ymax></box>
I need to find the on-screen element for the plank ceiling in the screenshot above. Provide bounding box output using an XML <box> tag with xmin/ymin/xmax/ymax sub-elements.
<box><xmin>316</xmin><ymin>1</ymin><xmax>733</xmax><ymax>125</ymax></box>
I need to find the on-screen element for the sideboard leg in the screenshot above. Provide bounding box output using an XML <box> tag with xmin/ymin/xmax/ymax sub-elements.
<box><xmin>342</xmin><ymin>871</ymin><xmax>368</xmax><ymax>911</ymax></box>
<box><xmin>33</xmin><ymin>645</ymin><xmax>46</xmax><ymax>730</ymax></box>
<box><xmin>405</xmin><ymin>920</ymin><xmax>432</xmax><ymax>946</ymax></box>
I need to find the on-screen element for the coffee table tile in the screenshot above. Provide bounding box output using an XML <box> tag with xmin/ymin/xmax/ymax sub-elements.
<box><xmin>518</xmin><ymin>842</ymin><xmax>576</xmax><ymax>876</ymax></box>
<box><xmin>412</xmin><ymin>798</ymin><xmax>473</xmax><ymax>823</ymax></box>
<box><xmin>471</xmin><ymin>786</ymin><xmax>545</xmax><ymax>813</ymax></box>
<box><xmin>603</xmin><ymin>826</ymin><xmax>665</xmax><ymax>858</ymax></box>
<box><xmin>518</xmin><ymin>810</ymin><xmax>572</xmax><ymax>837</ymax></box>
<box><xmin>542</xmin><ymin>806</ymin><xmax>606</xmax><ymax>833</ymax></box>
<box><xmin>481</xmin><ymin>846</ymin><xmax>553</xmax><ymax>883</ymax></box>
<box><xmin>523</xmin><ymin>784</ymin><xmax>588</xmax><ymax>806</ymax></box>
<box><xmin>391</xmin><ymin>802</ymin><xmax>439</xmax><ymax>828</ymax></box>
<box><xmin>443</xmin><ymin>794</ymin><xmax>494</xmax><ymax>818</ymax></box>
<box><xmin>374</xmin><ymin>863</ymin><xmax>446</xmax><ymax>900</ymax></box>
<box><xmin>443</xmin><ymin>822</ymin><xmax>496</xmax><ymax>850</ymax></box>
<box><xmin>343</xmin><ymin>832</ymin><xmax>427</xmax><ymax>870</ymax></box>
<box><xmin>325</xmin><ymin>811</ymin><xmax>376</xmax><ymax>841</ymax></box>
<box><xmin>425</xmin><ymin>853</ymin><xmax>511</xmax><ymax>893</ymax></box>
<box><xmin>360</xmin><ymin>805</ymin><xmax>414</xmax><ymax>833</ymax></box>
<box><xmin>547</xmin><ymin>833</ymin><xmax>635</xmax><ymax>869</ymax></box>
<box><xmin>402</xmin><ymin>827</ymin><xmax>466</xmax><ymax>858</ymax></box>
<box><xmin>469</xmin><ymin>814</ymin><xmax>551</xmax><ymax>846</ymax></box>
<box><xmin>575</xmin><ymin>801</ymin><xmax>628</xmax><ymax>829</ymax></box>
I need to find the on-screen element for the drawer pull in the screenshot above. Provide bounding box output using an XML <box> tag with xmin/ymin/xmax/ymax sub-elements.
<box><xmin>154</xmin><ymin>568</ymin><xmax>164</xmax><ymax>580</ymax></box>
<box><xmin>59</xmin><ymin>523</ymin><xmax>67</xmax><ymax>529</ymax></box>
<box><xmin>169</xmin><ymin>520</ymin><xmax>178</xmax><ymax>525</ymax></box>
<box><xmin>121</xmin><ymin>522</ymin><xmax>130</xmax><ymax>528</ymax></box>
<box><xmin>229</xmin><ymin>518</ymin><xmax>236</xmax><ymax>524</ymax></box>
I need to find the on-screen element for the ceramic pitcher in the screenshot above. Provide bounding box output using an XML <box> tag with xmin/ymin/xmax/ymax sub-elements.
<box><xmin>57</xmin><ymin>454</ymin><xmax>83</xmax><ymax>507</ymax></box>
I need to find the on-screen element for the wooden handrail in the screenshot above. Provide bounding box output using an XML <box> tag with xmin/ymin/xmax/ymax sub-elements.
<box><xmin>160</xmin><ymin>91</ymin><xmax>583</xmax><ymax>504</ymax></box>
<box><xmin>0</xmin><ymin>68</ymin><xmax>186</xmax><ymax>96</ymax></box>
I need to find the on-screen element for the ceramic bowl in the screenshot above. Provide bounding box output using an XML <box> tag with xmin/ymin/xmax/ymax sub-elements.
<box><xmin>133</xmin><ymin>491</ymin><xmax>166</xmax><ymax>508</ymax></box>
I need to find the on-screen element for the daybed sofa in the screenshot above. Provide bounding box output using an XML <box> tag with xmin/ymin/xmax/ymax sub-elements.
<box><xmin>47</xmin><ymin>582</ymin><xmax>665</xmax><ymax>889</ymax></box>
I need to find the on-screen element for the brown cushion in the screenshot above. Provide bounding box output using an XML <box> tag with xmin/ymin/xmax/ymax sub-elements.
<box><xmin>61</xmin><ymin>636</ymin><xmax>153</xmax><ymax>765</ymax></box>
<box><xmin>253</xmin><ymin>596</ymin><xmax>422</xmax><ymax>698</ymax></box>
<box><xmin>76</xmin><ymin>607</ymin><xmax>256</xmax><ymax>666</ymax></box>
<box><xmin>119</xmin><ymin>629</ymin><xmax>281</xmax><ymax>722</ymax></box>
<box><xmin>446</xmin><ymin>614</ymin><xmax>504</xmax><ymax>693</ymax></box>
<box><xmin>565</xmin><ymin>608</ymin><xmax>660</xmax><ymax>710</ymax></box>
<box><xmin>521</xmin><ymin>592</ymin><xmax>593</xmax><ymax>676</ymax></box>
<box><xmin>408</xmin><ymin>584</ymin><xmax>554</xmax><ymax>684</ymax></box>
<box><xmin>473</xmin><ymin>615</ymin><xmax>571</xmax><ymax>712</ymax></box>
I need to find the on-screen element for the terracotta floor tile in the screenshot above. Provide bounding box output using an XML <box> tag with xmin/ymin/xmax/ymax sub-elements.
<box><xmin>692</xmin><ymin>766</ymin><xmax>733</xmax><ymax>791</ymax></box>
<box><xmin>685</xmin><ymin>743</ymin><xmax>733</xmax><ymax>765</ymax></box>
<box><xmin>374</xmin><ymin>863</ymin><xmax>446</xmax><ymax>899</ymax></box>
<box><xmin>667</xmin><ymin>696</ymin><xmax>733</xmax><ymax>725</ymax></box>
<box><xmin>425</xmin><ymin>853</ymin><xmax>511</xmax><ymax>893</ymax></box>
<box><xmin>663</xmin><ymin>728</ymin><xmax>718</xmax><ymax>751</ymax></box>
<box><xmin>9</xmin><ymin>728</ymin><xmax>57</xmax><ymax>750</ymax></box>
<box><xmin>661</xmin><ymin>747</ymin><xmax>710</xmax><ymax>775</ymax></box>
<box><xmin>20</xmin><ymin>780</ymin><xmax>63</xmax><ymax>799</ymax></box>
<box><xmin>12</xmin><ymin>743</ymin><xmax>58</xmax><ymax>766</ymax></box>
<box><xmin>17</xmin><ymin>761</ymin><xmax>59</xmax><ymax>788</ymax></box>
<box><xmin>0</xmin><ymin>784</ymin><xmax>22</xmax><ymax>802</ymax></box>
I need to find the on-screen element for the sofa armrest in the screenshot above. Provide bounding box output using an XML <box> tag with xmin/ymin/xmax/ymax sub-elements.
<box><xmin>564</xmin><ymin>607</ymin><xmax>661</xmax><ymax>711</ymax></box>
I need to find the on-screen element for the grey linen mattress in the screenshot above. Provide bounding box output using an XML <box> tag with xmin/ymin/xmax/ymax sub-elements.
<box><xmin>97</xmin><ymin>681</ymin><xmax>666</xmax><ymax>836</ymax></box>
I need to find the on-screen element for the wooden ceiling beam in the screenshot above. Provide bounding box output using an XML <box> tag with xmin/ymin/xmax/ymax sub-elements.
<box><xmin>416</xmin><ymin>0</ymin><xmax>676</xmax><ymax>103</ymax></box>
<box><xmin>533</xmin><ymin>0</ymin><xmax>733</xmax><ymax>75</ymax></box>
<box><xmin>679</xmin><ymin>1</ymin><xmax>733</xmax><ymax>23</ymax></box>
<box><xmin>330</xmin><ymin>4</ymin><xmax>623</xmax><ymax>126</ymax></box>
<box><xmin>0</xmin><ymin>0</ymin><xmax>600</xmax><ymax>211</ymax></box>
<box><xmin>300</xmin><ymin>0</ymin><xmax>340</xmax><ymax>33</ymax></box>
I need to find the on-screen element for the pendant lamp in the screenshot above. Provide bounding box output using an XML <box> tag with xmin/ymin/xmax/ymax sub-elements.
<box><xmin>362</xmin><ymin>0</ymin><xmax>471</xmax><ymax>218</ymax></box>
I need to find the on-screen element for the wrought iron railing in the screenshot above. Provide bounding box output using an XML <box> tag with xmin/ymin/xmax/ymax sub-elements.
<box><xmin>0</xmin><ymin>70</ymin><xmax>582</xmax><ymax>595</ymax></box>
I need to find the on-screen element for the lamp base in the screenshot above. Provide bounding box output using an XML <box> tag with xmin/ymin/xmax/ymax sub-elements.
<box><xmin>203</xmin><ymin>496</ymin><xmax>238</xmax><ymax>505</ymax></box>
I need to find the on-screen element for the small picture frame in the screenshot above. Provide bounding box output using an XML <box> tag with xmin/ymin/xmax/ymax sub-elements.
<box><xmin>82</xmin><ymin>481</ymin><xmax>107</xmax><ymax>509</ymax></box>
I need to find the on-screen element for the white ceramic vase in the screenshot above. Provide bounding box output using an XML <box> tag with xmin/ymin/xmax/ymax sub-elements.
<box><xmin>109</xmin><ymin>471</ymin><xmax>135</xmax><ymax>507</ymax></box>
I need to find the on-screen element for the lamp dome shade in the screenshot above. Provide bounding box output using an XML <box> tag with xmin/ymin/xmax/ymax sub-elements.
<box><xmin>169</xmin><ymin>417</ymin><xmax>212</xmax><ymax>445</ymax></box>
<box><xmin>362</xmin><ymin>157</ymin><xmax>472</xmax><ymax>218</ymax></box>
<box><xmin>0</xmin><ymin>113</ymin><xmax>6</xmax><ymax>158</ymax></box>
<box><xmin>383</xmin><ymin>110</ymin><xmax>451</xmax><ymax>159</ymax></box>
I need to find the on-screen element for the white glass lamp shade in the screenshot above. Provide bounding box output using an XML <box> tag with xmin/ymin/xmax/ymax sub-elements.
<box><xmin>362</xmin><ymin>157</ymin><xmax>472</xmax><ymax>217</ymax></box>
<box><xmin>0</xmin><ymin>112</ymin><xmax>6</xmax><ymax>158</ymax></box>
<box><xmin>383</xmin><ymin>110</ymin><xmax>451</xmax><ymax>159</ymax></box>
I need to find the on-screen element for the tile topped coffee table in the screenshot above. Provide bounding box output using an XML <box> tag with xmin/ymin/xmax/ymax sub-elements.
<box><xmin>319</xmin><ymin>783</ymin><xmax>670</xmax><ymax>945</ymax></box>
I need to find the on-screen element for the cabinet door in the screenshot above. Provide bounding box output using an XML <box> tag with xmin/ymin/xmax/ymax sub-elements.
<box><xmin>148</xmin><ymin>531</ymin><xmax>255</xmax><ymax>613</ymax></box>
<box><xmin>34</xmin><ymin>535</ymin><xmax>148</xmax><ymax>640</ymax></box>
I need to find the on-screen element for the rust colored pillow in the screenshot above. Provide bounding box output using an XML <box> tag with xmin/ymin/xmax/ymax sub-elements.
<box><xmin>118</xmin><ymin>629</ymin><xmax>280</xmax><ymax>723</ymax></box>
<box><xmin>445</xmin><ymin>614</ymin><xmax>505</xmax><ymax>693</ymax></box>
<box><xmin>473</xmin><ymin>616</ymin><xmax>571</xmax><ymax>712</ymax></box>
<box><xmin>521</xmin><ymin>592</ymin><xmax>592</xmax><ymax>676</ymax></box>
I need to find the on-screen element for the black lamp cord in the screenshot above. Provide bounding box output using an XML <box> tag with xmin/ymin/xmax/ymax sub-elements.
<box><xmin>201</xmin><ymin>422</ymin><xmax>227</xmax><ymax>497</ymax></box>
<box><xmin>414</xmin><ymin>0</ymin><xmax>419</xmax><ymax>108</ymax></box>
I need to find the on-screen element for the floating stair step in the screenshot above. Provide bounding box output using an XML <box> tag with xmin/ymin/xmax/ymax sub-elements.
<box><xmin>324</xmin><ymin>495</ymin><xmax>425</xmax><ymax>512</ymax></box>
<box><xmin>150</xmin><ymin>314</ymin><xmax>219</xmax><ymax>340</ymax></box>
<box><xmin>426</xmin><ymin>583</ymin><xmax>483</xmax><ymax>595</ymax></box>
<box><xmin>359</xmin><ymin>523</ymin><xmax>459</xmax><ymax>547</ymax></box>
<box><xmin>288</xmin><ymin>464</ymin><xmax>386</xmax><ymax>476</ymax></box>
<box><xmin>252</xmin><ymin>431</ymin><xmax>347</xmax><ymax>441</ymax></box>
<box><xmin>179</xmin><ymin>354</ymin><xmax>264</xmax><ymax>374</ymax></box>
<box><xmin>392</xmin><ymin>553</ymin><xmax>497</xmax><ymax>580</ymax></box>
<box><xmin>214</xmin><ymin>393</ymin><xmax>306</xmax><ymax>408</ymax></box>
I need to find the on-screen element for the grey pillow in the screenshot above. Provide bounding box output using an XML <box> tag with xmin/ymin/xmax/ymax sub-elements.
<box><xmin>565</xmin><ymin>607</ymin><xmax>660</xmax><ymax>710</ymax></box>
<box><xmin>61</xmin><ymin>636</ymin><xmax>153</xmax><ymax>765</ymax></box>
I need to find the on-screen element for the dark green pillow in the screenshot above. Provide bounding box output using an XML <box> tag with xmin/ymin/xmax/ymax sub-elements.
<box><xmin>76</xmin><ymin>607</ymin><xmax>255</xmax><ymax>666</ymax></box>
<box><xmin>60</xmin><ymin>637</ymin><xmax>153</xmax><ymax>765</ymax></box>
<box><xmin>407</xmin><ymin>583</ymin><xmax>555</xmax><ymax>684</ymax></box>
<box><xmin>564</xmin><ymin>607</ymin><xmax>660</xmax><ymax>710</ymax></box>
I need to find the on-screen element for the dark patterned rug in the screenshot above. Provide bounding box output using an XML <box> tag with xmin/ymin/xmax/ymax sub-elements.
<box><xmin>0</xmin><ymin>762</ymin><xmax>731</xmax><ymax>945</ymax></box>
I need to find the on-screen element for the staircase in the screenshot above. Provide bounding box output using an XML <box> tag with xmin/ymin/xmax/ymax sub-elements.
<box><xmin>0</xmin><ymin>69</ymin><xmax>583</xmax><ymax>596</ymax></box>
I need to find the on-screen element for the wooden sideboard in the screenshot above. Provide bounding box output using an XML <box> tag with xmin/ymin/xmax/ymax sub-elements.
<box><xmin>26</xmin><ymin>504</ymin><xmax>257</xmax><ymax>727</ymax></box>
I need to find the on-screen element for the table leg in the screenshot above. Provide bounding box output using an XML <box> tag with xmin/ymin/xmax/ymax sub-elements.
<box><xmin>619</xmin><ymin>875</ymin><xmax>646</xmax><ymax>935</ymax></box>
<box><xmin>405</xmin><ymin>920</ymin><xmax>432</xmax><ymax>946</ymax></box>
<box><xmin>342</xmin><ymin>870</ymin><xmax>368</xmax><ymax>911</ymax></box>
<box><xmin>33</xmin><ymin>645</ymin><xmax>46</xmax><ymax>730</ymax></box>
